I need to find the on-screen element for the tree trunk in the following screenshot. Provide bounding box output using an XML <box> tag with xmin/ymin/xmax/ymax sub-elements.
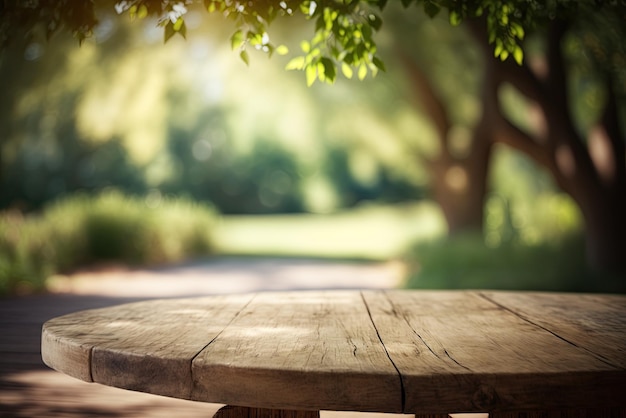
<box><xmin>467</xmin><ymin>17</ymin><xmax>626</xmax><ymax>274</ymax></box>
<box><xmin>581</xmin><ymin>194</ymin><xmax>626</xmax><ymax>273</ymax></box>
<box><xmin>398</xmin><ymin>49</ymin><xmax>494</xmax><ymax>236</ymax></box>
<box><xmin>429</xmin><ymin>119</ymin><xmax>493</xmax><ymax>237</ymax></box>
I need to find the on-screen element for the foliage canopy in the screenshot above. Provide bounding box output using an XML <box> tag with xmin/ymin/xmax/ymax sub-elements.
<box><xmin>2</xmin><ymin>0</ymin><xmax>622</xmax><ymax>85</ymax></box>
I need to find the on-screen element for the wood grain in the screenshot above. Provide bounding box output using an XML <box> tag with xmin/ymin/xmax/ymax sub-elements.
<box><xmin>362</xmin><ymin>290</ymin><xmax>626</xmax><ymax>414</ymax></box>
<box><xmin>41</xmin><ymin>290</ymin><xmax>626</xmax><ymax>416</ymax></box>
<box><xmin>479</xmin><ymin>291</ymin><xmax>626</xmax><ymax>368</ymax></box>
<box><xmin>43</xmin><ymin>294</ymin><xmax>254</xmax><ymax>399</ymax></box>
<box><xmin>192</xmin><ymin>291</ymin><xmax>402</xmax><ymax>412</ymax></box>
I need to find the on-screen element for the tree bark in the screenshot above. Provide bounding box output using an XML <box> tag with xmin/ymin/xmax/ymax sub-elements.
<box><xmin>398</xmin><ymin>50</ymin><xmax>494</xmax><ymax>236</ymax></box>
<box><xmin>468</xmin><ymin>17</ymin><xmax>626</xmax><ymax>274</ymax></box>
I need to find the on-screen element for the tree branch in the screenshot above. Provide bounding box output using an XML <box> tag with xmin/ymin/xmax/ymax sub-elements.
<box><xmin>396</xmin><ymin>48</ymin><xmax>451</xmax><ymax>158</ymax></box>
<box><xmin>546</xmin><ymin>19</ymin><xmax>571</xmax><ymax>118</ymax></box>
<box><xmin>495</xmin><ymin>116</ymin><xmax>550</xmax><ymax>166</ymax></box>
<box><xmin>600</xmin><ymin>78</ymin><xmax>626</xmax><ymax>189</ymax></box>
<box><xmin>494</xmin><ymin>115</ymin><xmax>569</xmax><ymax>190</ymax></box>
<box><xmin>496</xmin><ymin>59</ymin><xmax>546</xmax><ymax>105</ymax></box>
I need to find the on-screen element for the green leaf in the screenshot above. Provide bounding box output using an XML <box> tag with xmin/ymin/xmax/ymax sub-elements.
<box><xmin>424</xmin><ymin>2</ymin><xmax>440</xmax><ymax>18</ymax></box>
<box><xmin>247</xmin><ymin>31</ymin><xmax>263</xmax><ymax>46</ymax></box>
<box><xmin>372</xmin><ymin>56</ymin><xmax>386</xmax><ymax>72</ymax></box>
<box><xmin>129</xmin><ymin>5</ymin><xmax>138</xmax><ymax>21</ymax></box>
<box><xmin>309</xmin><ymin>47</ymin><xmax>321</xmax><ymax>59</ymax></box>
<box><xmin>164</xmin><ymin>22</ymin><xmax>175</xmax><ymax>43</ymax></box>
<box><xmin>300</xmin><ymin>40</ymin><xmax>311</xmax><ymax>53</ymax></box>
<box><xmin>286</xmin><ymin>56</ymin><xmax>306</xmax><ymax>70</ymax></box>
<box><xmin>275</xmin><ymin>45</ymin><xmax>289</xmax><ymax>55</ymax></box>
<box><xmin>320</xmin><ymin>57</ymin><xmax>336</xmax><ymax>83</ymax></box>
<box><xmin>513</xmin><ymin>45</ymin><xmax>523</xmax><ymax>65</ymax></box>
<box><xmin>177</xmin><ymin>20</ymin><xmax>187</xmax><ymax>39</ymax></box>
<box><xmin>511</xmin><ymin>22</ymin><xmax>525</xmax><ymax>40</ymax></box>
<box><xmin>341</xmin><ymin>62</ymin><xmax>353</xmax><ymax>79</ymax></box>
<box><xmin>358</xmin><ymin>63</ymin><xmax>367</xmax><ymax>80</ymax></box>
<box><xmin>231</xmin><ymin>30</ymin><xmax>244</xmax><ymax>50</ymax></box>
<box><xmin>368</xmin><ymin>13</ymin><xmax>383</xmax><ymax>31</ymax></box>
<box><xmin>306</xmin><ymin>64</ymin><xmax>317</xmax><ymax>86</ymax></box>
<box><xmin>449</xmin><ymin>10</ymin><xmax>462</xmax><ymax>26</ymax></box>
<box><xmin>494</xmin><ymin>40</ymin><xmax>503</xmax><ymax>58</ymax></box>
<box><xmin>137</xmin><ymin>5</ymin><xmax>148</xmax><ymax>19</ymax></box>
<box><xmin>240</xmin><ymin>50</ymin><xmax>250</xmax><ymax>66</ymax></box>
<box><xmin>173</xmin><ymin>17</ymin><xmax>184</xmax><ymax>31</ymax></box>
<box><xmin>315</xmin><ymin>16</ymin><xmax>325</xmax><ymax>32</ymax></box>
<box><xmin>317</xmin><ymin>62</ymin><xmax>326</xmax><ymax>82</ymax></box>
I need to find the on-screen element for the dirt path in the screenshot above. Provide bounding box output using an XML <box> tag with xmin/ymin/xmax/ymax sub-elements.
<box><xmin>0</xmin><ymin>257</ymin><xmax>406</xmax><ymax>418</ymax></box>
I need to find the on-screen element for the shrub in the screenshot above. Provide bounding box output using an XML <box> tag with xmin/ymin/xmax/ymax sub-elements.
<box><xmin>0</xmin><ymin>191</ymin><xmax>219</xmax><ymax>296</ymax></box>
<box><xmin>0</xmin><ymin>212</ymin><xmax>55</xmax><ymax>295</ymax></box>
<box><xmin>402</xmin><ymin>232</ymin><xmax>623</xmax><ymax>293</ymax></box>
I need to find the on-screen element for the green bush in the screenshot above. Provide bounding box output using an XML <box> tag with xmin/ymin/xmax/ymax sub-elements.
<box><xmin>0</xmin><ymin>191</ymin><xmax>219</xmax><ymax>296</ymax></box>
<box><xmin>403</xmin><ymin>232</ymin><xmax>624</xmax><ymax>293</ymax></box>
<box><xmin>0</xmin><ymin>212</ymin><xmax>56</xmax><ymax>295</ymax></box>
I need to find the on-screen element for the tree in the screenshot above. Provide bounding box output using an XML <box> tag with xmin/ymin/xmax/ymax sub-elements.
<box><xmin>391</xmin><ymin>20</ymin><xmax>494</xmax><ymax>236</ymax></box>
<box><xmin>0</xmin><ymin>1</ymin><xmax>564</xmax><ymax>80</ymax></box>
<box><xmin>397</xmin><ymin>5</ymin><xmax>625</xmax><ymax>273</ymax></box>
<box><xmin>2</xmin><ymin>0</ymin><xmax>624</xmax><ymax>273</ymax></box>
<box><xmin>470</xmin><ymin>10</ymin><xmax>625</xmax><ymax>274</ymax></box>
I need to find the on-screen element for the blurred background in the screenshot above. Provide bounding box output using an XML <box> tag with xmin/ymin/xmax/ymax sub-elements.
<box><xmin>1</xmin><ymin>2</ymin><xmax>623</xmax><ymax>297</ymax></box>
<box><xmin>1</xmin><ymin>2</ymin><xmax>625</xmax><ymax>417</ymax></box>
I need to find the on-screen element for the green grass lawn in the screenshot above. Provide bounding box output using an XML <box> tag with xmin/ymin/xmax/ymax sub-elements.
<box><xmin>7</xmin><ymin>193</ymin><xmax>615</xmax><ymax>296</ymax></box>
<box><xmin>215</xmin><ymin>201</ymin><xmax>624</xmax><ymax>294</ymax></box>
<box><xmin>214</xmin><ymin>201</ymin><xmax>445</xmax><ymax>261</ymax></box>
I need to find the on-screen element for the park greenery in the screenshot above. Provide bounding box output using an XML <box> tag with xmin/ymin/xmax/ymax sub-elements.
<box><xmin>0</xmin><ymin>1</ymin><xmax>624</xmax><ymax>294</ymax></box>
<box><xmin>0</xmin><ymin>191</ymin><xmax>218</xmax><ymax>295</ymax></box>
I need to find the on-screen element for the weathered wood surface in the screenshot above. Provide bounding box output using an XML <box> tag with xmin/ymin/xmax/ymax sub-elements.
<box><xmin>42</xmin><ymin>294</ymin><xmax>255</xmax><ymax>399</ymax></box>
<box><xmin>363</xmin><ymin>290</ymin><xmax>626</xmax><ymax>414</ymax></box>
<box><xmin>480</xmin><ymin>291</ymin><xmax>626</xmax><ymax>368</ymax></box>
<box><xmin>192</xmin><ymin>291</ymin><xmax>402</xmax><ymax>411</ymax></box>
<box><xmin>41</xmin><ymin>290</ymin><xmax>626</xmax><ymax>415</ymax></box>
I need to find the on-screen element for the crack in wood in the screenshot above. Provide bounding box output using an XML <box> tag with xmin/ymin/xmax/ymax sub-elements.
<box><xmin>414</xmin><ymin>330</ymin><xmax>441</xmax><ymax>359</ymax></box>
<box><xmin>360</xmin><ymin>290</ymin><xmax>406</xmax><ymax>413</ymax></box>
<box><xmin>188</xmin><ymin>294</ymin><xmax>257</xmax><ymax>397</ymax></box>
<box><xmin>443</xmin><ymin>348</ymin><xmax>472</xmax><ymax>372</ymax></box>
<box><xmin>87</xmin><ymin>344</ymin><xmax>94</xmax><ymax>382</ymax></box>
<box><xmin>477</xmin><ymin>292</ymin><xmax>621</xmax><ymax>370</ymax></box>
<box><xmin>382</xmin><ymin>292</ymin><xmax>474</xmax><ymax>373</ymax></box>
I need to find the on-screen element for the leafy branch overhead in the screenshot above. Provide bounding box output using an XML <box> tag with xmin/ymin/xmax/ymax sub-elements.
<box><xmin>0</xmin><ymin>0</ymin><xmax>618</xmax><ymax>85</ymax></box>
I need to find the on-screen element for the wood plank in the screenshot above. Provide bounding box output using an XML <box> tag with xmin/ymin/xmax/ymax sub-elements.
<box><xmin>479</xmin><ymin>291</ymin><xmax>626</xmax><ymax>368</ymax></box>
<box><xmin>42</xmin><ymin>294</ymin><xmax>254</xmax><ymax>399</ymax></box>
<box><xmin>213</xmin><ymin>405</ymin><xmax>320</xmax><ymax>418</ymax></box>
<box><xmin>362</xmin><ymin>290</ymin><xmax>625</xmax><ymax>415</ymax></box>
<box><xmin>42</xmin><ymin>306</ymin><xmax>134</xmax><ymax>382</ymax></box>
<box><xmin>191</xmin><ymin>291</ymin><xmax>402</xmax><ymax>412</ymax></box>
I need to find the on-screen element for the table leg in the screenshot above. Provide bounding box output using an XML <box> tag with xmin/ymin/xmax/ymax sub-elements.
<box><xmin>414</xmin><ymin>414</ymin><xmax>451</xmax><ymax>418</ymax></box>
<box><xmin>213</xmin><ymin>405</ymin><xmax>320</xmax><ymax>418</ymax></box>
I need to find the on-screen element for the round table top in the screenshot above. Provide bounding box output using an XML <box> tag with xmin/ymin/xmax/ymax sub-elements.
<box><xmin>42</xmin><ymin>290</ymin><xmax>626</xmax><ymax>414</ymax></box>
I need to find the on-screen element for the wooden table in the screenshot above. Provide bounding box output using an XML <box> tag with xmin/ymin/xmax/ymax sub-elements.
<box><xmin>42</xmin><ymin>290</ymin><xmax>626</xmax><ymax>418</ymax></box>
